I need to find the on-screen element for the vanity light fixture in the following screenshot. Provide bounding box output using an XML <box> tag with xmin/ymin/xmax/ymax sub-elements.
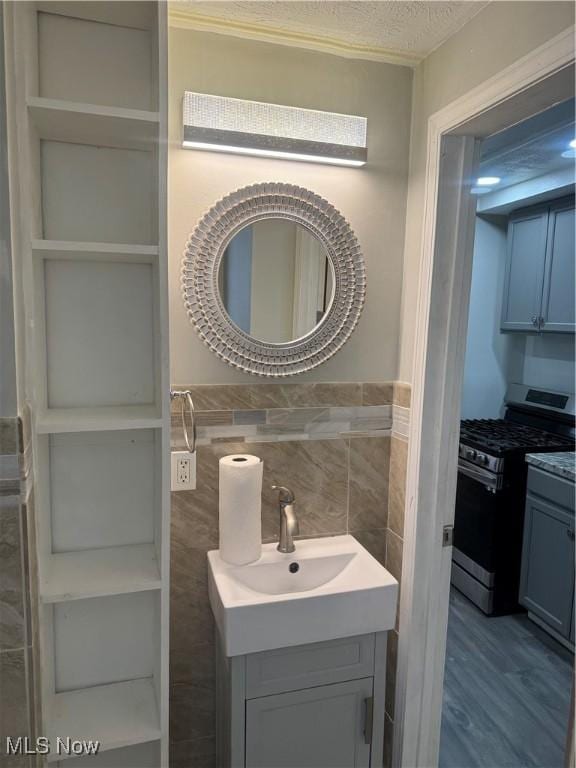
<box><xmin>182</xmin><ymin>92</ymin><xmax>367</xmax><ymax>167</ymax></box>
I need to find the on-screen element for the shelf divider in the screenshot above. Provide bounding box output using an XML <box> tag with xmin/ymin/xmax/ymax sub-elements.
<box><xmin>32</xmin><ymin>239</ymin><xmax>159</xmax><ymax>264</ymax></box>
<box><xmin>28</xmin><ymin>96</ymin><xmax>160</xmax><ymax>150</ymax></box>
<box><xmin>36</xmin><ymin>406</ymin><xmax>162</xmax><ymax>434</ymax></box>
<box><xmin>41</xmin><ymin>543</ymin><xmax>162</xmax><ymax>604</ymax></box>
<box><xmin>47</xmin><ymin>678</ymin><xmax>161</xmax><ymax>762</ymax></box>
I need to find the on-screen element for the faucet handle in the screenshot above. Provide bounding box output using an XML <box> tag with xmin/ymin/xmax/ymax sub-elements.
<box><xmin>271</xmin><ymin>485</ymin><xmax>295</xmax><ymax>504</ymax></box>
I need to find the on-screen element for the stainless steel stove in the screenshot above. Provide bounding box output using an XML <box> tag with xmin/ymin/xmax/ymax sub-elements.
<box><xmin>452</xmin><ymin>384</ymin><xmax>575</xmax><ymax>615</ymax></box>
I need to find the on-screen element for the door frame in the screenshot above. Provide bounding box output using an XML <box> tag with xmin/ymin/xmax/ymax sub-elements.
<box><xmin>394</xmin><ymin>26</ymin><xmax>575</xmax><ymax>768</ymax></box>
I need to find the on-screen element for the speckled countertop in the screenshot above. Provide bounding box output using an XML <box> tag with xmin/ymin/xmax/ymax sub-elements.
<box><xmin>526</xmin><ymin>452</ymin><xmax>575</xmax><ymax>482</ymax></box>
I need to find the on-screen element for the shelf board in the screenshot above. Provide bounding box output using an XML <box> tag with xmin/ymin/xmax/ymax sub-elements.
<box><xmin>41</xmin><ymin>543</ymin><xmax>162</xmax><ymax>603</ymax></box>
<box><xmin>28</xmin><ymin>97</ymin><xmax>160</xmax><ymax>150</ymax></box>
<box><xmin>36</xmin><ymin>406</ymin><xmax>162</xmax><ymax>434</ymax></box>
<box><xmin>32</xmin><ymin>239</ymin><xmax>159</xmax><ymax>264</ymax></box>
<box><xmin>47</xmin><ymin>678</ymin><xmax>161</xmax><ymax>762</ymax></box>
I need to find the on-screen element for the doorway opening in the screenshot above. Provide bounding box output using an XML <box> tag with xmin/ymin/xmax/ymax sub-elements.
<box><xmin>439</xmin><ymin>99</ymin><xmax>575</xmax><ymax>768</ymax></box>
<box><xmin>394</xmin><ymin>30</ymin><xmax>574</xmax><ymax>768</ymax></box>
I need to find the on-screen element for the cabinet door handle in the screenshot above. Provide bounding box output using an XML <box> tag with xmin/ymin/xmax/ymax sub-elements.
<box><xmin>363</xmin><ymin>696</ymin><xmax>374</xmax><ymax>745</ymax></box>
<box><xmin>539</xmin><ymin>316</ymin><xmax>545</xmax><ymax>329</ymax></box>
<box><xmin>567</xmin><ymin>529</ymin><xmax>574</xmax><ymax>540</ymax></box>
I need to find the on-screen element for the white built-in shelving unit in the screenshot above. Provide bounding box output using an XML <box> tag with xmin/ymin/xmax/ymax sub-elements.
<box><xmin>4</xmin><ymin>3</ymin><xmax>169</xmax><ymax>765</ymax></box>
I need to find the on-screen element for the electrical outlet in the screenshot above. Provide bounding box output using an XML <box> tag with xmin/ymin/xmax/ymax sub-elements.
<box><xmin>171</xmin><ymin>450</ymin><xmax>196</xmax><ymax>491</ymax></box>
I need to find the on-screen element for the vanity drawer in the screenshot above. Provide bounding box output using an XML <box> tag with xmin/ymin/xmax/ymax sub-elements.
<box><xmin>245</xmin><ymin>634</ymin><xmax>375</xmax><ymax>698</ymax></box>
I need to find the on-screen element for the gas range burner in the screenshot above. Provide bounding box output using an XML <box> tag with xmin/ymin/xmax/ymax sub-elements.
<box><xmin>460</xmin><ymin>418</ymin><xmax>574</xmax><ymax>456</ymax></box>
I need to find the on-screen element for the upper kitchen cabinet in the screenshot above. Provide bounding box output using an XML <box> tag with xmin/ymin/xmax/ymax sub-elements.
<box><xmin>501</xmin><ymin>198</ymin><xmax>575</xmax><ymax>334</ymax></box>
<box><xmin>501</xmin><ymin>204</ymin><xmax>549</xmax><ymax>332</ymax></box>
<box><xmin>541</xmin><ymin>200</ymin><xmax>575</xmax><ymax>332</ymax></box>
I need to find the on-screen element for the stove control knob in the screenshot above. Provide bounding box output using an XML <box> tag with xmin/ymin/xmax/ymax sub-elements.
<box><xmin>466</xmin><ymin>449</ymin><xmax>476</xmax><ymax>460</ymax></box>
<box><xmin>477</xmin><ymin>454</ymin><xmax>489</xmax><ymax>466</ymax></box>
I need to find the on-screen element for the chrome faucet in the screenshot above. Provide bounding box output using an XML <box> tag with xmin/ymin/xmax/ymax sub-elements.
<box><xmin>272</xmin><ymin>485</ymin><xmax>299</xmax><ymax>553</ymax></box>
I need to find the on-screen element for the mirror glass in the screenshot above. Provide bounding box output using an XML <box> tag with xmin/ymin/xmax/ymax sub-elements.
<box><xmin>218</xmin><ymin>218</ymin><xmax>334</xmax><ymax>343</ymax></box>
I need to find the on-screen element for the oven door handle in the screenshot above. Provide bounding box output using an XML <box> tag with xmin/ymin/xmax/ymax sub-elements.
<box><xmin>458</xmin><ymin>460</ymin><xmax>502</xmax><ymax>492</ymax></box>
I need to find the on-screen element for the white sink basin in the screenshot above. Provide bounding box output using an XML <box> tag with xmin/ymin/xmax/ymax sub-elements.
<box><xmin>207</xmin><ymin>534</ymin><xmax>399</xmax><ymax>656</ymax></box>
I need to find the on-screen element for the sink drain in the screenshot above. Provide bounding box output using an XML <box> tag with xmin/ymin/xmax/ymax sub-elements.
<box><xmin>288</xmin><ymin>562</ymin><xmax>300</xmax><ymax>574</ymax></box>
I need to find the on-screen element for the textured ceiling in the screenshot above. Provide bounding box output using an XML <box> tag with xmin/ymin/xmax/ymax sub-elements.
<box><xmin>169</xmin><ymin>1</ymin><xmax>489</xmax><ymax>64</ymax></box>
<box><xmin>479</xmin><ymin>99</ymin><xmax>576</xmax><ymax>190</ymax></box>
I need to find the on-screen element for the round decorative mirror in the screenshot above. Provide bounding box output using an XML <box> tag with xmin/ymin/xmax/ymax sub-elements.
<box><xmin>219</xmin><ymin>219</ymin><xmax>334</xmax><ymax>344</ymax></box>
<box><xmin>181</xmin><ymin>183</ymin><xmax>365</xmax><ymax>377</ymax></box>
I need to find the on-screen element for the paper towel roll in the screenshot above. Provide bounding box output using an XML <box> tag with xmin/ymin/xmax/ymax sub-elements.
<box><xmin>219</xmin><ymin>454</ymin><xmax>263</xmax><ymax>565</ymax></box>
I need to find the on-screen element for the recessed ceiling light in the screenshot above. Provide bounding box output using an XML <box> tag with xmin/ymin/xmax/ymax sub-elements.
<box><xmin>476</xmin><ymin>176</ymin><xmax>501</xmax><ymax>186</ymax></box>
<box><xmin>570</xmin><ymin>139</ymin><xmax>576</xmax><ymax>149</ymax></box>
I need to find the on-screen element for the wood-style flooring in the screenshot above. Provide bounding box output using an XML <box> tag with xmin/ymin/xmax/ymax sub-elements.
<box><xmin>440</xmin><ymin>587</ymin><xmax>573</xmax><ymax>768</ymax></box>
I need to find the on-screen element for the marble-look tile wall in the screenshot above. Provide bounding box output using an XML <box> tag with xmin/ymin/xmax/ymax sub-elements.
<box><xmin>0</xmin><ymin>416</ymin><xmax>36</xmax><ymax>766</ymax></box>
<box><xmin>169</xmin><ymin>382</ymin><xmax>410</xmax><ymax>768</ymax></box>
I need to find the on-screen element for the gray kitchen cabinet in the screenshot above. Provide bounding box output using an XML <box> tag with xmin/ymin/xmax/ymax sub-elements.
<box><xmin>501</xmin><ymin>205</ymin><xmax>550</xmax><ymax>332</ymax></box>
<box><xmin>519</xmin><ymin>466</ymin><xmax>575</xmax><ymax>642</ymax></box>
<box><xmin>501</xmin><ymin>198</ymin><xmax>575</xmax><ymax>333</ymax></box>
<box><xmin>216</xmin><ymin>632</ymin><xmax>388</xmax><ymax>768</ymax></box>
<box><xmin>541</xmin><ymin>200</ymin><xmax>575</xmax><ymax>332</ymax></box>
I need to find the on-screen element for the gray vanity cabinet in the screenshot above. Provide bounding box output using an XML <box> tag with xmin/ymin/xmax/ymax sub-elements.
<box><xmin>519</xmin><ymin>466</ymin><xmax>575</xmax><ymax>642</ymax></box>
<box><xmin>501</xmin><ymin>198</ymin><xmax>575</xmax><ymax>333</ymax></box>
<box><xmin>216</xmin><ymin>632</ymin><xmax>388</xmax><ymax>768</ymax></box>
<box><xmin>246</xmin><ymin>678</ymin><xmax>373</xmax><ymax>768</ymax></box>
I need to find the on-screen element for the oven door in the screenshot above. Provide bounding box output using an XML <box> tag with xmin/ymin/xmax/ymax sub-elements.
<box><xmin>453</xmin><ymin>458</ymin><xmax>525</xmax><ymax>615</ymax></box>
<box><xmin>454</xmin><ymin>459</ymin><xmax>502</xmax><ymax>577</ymax></box>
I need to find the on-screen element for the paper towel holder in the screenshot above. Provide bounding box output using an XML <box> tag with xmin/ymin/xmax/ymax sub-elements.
<box><xmin>170</xmin><ymin>389</ymin><xmax>196</xmax><ymax>453</ymax></box>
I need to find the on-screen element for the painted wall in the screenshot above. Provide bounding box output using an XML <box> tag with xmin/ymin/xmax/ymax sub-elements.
<box><xmin>168</xmin><ymin>28</ymin><xmax>412</xmax><ymax>384</ymax></box>
<box><xmin>460</xmin><ymin>216</ymin><xmax>523</xmax><ymax>419</ymax></box>
<box><xmin>398</xmin><ymin>1</ymin><xmax>575</xmax><ymax>382</ymax></box>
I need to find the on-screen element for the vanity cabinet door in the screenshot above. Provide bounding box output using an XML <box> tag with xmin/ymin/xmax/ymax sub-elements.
<box><xmin>519</xmin><ymin>492</ymin><xmax>575</xmax><ymax>638</ymax></box>
<box><xmin>501</xmin><ymin>206</ymin><xmax>549</xmax><ymax>332</ymax></box>
<box><xmin>245</xmin><ymin>678</ymin><xmax>373</xmax><ymax>768</ymax></box>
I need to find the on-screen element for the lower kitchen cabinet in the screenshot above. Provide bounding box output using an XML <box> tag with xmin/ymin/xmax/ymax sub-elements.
<box><xmin>519</xmin><ymin>466</ymin><xmax>575</xmax><ymax>643</ymax></box>
<box><xmin>216</xmin><ymin>632</ymin><xmax>388</xmax><ymax>768</ymax></box>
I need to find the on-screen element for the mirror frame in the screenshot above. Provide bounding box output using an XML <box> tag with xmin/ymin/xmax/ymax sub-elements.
<box><xmin>181</xmin><ymin>182</ymin><xmax>366</xmax><ymax>377</ymax></box>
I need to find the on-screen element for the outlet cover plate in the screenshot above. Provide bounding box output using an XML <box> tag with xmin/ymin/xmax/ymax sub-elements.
<box><xmin>171</xmin><ymin>450</ymin><xmax>196</xmax><ymax>491</ymax></box>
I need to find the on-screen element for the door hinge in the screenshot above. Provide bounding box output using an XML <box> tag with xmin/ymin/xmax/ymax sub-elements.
<box><xmin>442</xmin><ymin>525</ymin><xmax>454</xmax><ymax>547</ymax></box>
<box><xmin>363</xmin><ymin>696</ymin><xmax>374</xmax><ymax>745</ymax></box>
